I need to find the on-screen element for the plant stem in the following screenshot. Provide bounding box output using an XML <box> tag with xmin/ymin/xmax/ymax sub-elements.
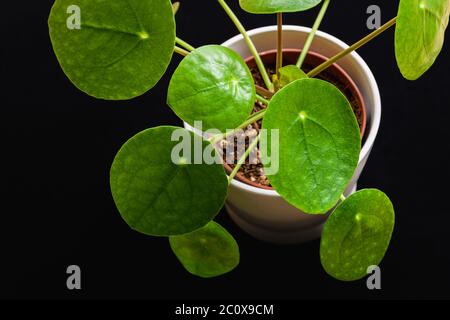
<box><xmin>255</xmin><ymin>85</ymin><xmax>274</xmax><ymax>98</ymax></box>
<box><xmin>217</xmin><ymin>0</ymin><xmax>274</xmax><ymax>92</ymax></box>
<box><xmin>276</xmin><ymin>13</ymin><xmax>283</xmax><ymax>80</ymax></box>
<box><xmin>228</xmin><ymin>135</ymin><xmax>260</xmax><ymax>185</ymax></box>
<box><xmin>233</xmin><ymin>110</ymin><xmax>266</xmax><ymax>133</ymax></box>
<box><xmin>174</xmin><ymin>46</ymin><xmax>190</xmax><ymax>56</ymax></box>
<box><xmin>248</xmin><ymin>108</ymin><xmax>266</xmax><ymax>121</ymax></box>
<box><xmin>209</xmin><ymin>109</ymin><xmax>267</xmax><ymax>145</ymax></box>
<box><xmin>256</xmin><ymin>93</ymin><xmax>270</xmax><ymax>105</ymax></box>
<box><xmin>340</xmin><ymin>194</ymin><xmax>346</xmax><ymax>202</ymax></box>
<box><xmin>175</xmin><ymin>37</ymin><xmax>195</xmax><ymax>52</ymax></box>
<box><xmin>307</xmin><ymin>17</ymin><xmax>397</xmax><ymax>78</ymax></box>
<box><xmin>296</xmin><ymin>0</ymin><xmax>330</xmax><ymax>68</ymax></box>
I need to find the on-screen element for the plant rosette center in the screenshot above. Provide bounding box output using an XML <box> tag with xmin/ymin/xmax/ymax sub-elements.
<box><xmin>222</xmin><ymin>49</ymin><xmax>366</xmax><ymax>190</ymax></box>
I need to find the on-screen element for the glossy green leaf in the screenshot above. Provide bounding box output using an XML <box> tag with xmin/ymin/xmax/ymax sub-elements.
<box><xmin>262</xmin><ymin>79</ymin><xmax>361</xmax><ymax>214</ymax></box>
<box><xmin>278</xmin><ymin>65</ymin><xmax>308</xmax><ymax>88</ymax></box>
<box><xmin>48</xmin><ymin>0</ymin><xmax>175</xmax><ymax>100</ymax></box>
<box><xmin>395</xmin><ymin>0</ymin><xmax>450</xmax><ymax>80</ymax></box>
<box><xmin>167</xmin><ymin>45</ymin><xmax>256</xmax><ymax>132</ymax></box>
<box><xmin>239</xmin><ymin>0</ymin><xmax>322</xmax><ymax>14</ymax></box>
<box><xmin>110</xmin><ymin>126</ymin><xmax>228</xmax><ymax>236</ymax></box>
<box><xmin>320</xmin><ymin>189</ymin><xmax>395</xmax><ymax>281</ymax></box>
<box><xmin>169</xmin><ymin>221</ymin><xmax>240</xmax><ymax>278</ymax></box>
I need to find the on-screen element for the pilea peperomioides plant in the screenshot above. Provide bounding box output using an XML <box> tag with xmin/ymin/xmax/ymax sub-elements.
<box><xmin>48</xmin><ymin>0</ymin><xmax>449</xmax><ymax>281</ymax></box>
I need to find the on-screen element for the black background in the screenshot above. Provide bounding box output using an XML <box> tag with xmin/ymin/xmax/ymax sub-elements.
<box><xmin>1</xmin><ymin>0</ymin><xmax>449</xmax><ymax>300</ymax></box>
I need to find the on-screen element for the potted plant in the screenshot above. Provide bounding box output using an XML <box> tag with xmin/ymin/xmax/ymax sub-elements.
<box><xmin>48</xmin><ymin>0</ymin><xmax>449</xmax><ymax>282</ymax></box>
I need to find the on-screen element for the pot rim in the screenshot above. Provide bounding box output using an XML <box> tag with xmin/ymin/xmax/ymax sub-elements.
<box><xmin>221</xmin><ymin>25</ymin><xmax>382</xmax><ymax>197</ymax></box>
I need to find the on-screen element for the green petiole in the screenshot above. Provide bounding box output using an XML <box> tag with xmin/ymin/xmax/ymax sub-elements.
<box><xmin>308</xmin><ymin>17</ymin><xmax>397</xmax><ymax>77</ymax></box>
<box><xmin>228</xmin><ymin>135</ymin><xmax>260</xmax><ymax>185</ymax></box>
<box><xmin>217</xmin><ymin>0</ymin><xmax>274</xmax><ymax>92</ymax></box>
<box><xmin>175</xmin><ymin>37</ymin><xmax>195</xmax><ymax>52</ymax></box>
<box><xmin>296</xmin><ymin>0</ymin><xmax>331</xmax><ymax>68</ymax></box>
<box><xmin>174</xmin><ymin>46</ymin><xmax>190</xmax><ymax>56</ymax></box>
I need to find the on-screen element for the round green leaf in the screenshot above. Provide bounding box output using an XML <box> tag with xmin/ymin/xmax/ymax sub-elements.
<box><xmin>239</xmin><ymin>0</ymin><xmax>322</xmax><ymax>14</ymax></box>
<box><xmin>320</xmin><ymin>189</ymin><xmax>395</xmax><ymax>281</ymax></box>
<box><xmin>395</xmin><ymin>0</ymin><xmax>450</xmax><ymax>80</ymax></box>
<box><xmin>110</xmin><ymin>126</ymin><xmax>228</xmax><ymax>236</ymax></box>
<box><xmin>167</xmin><ymin>45</ymin><xmax>256</xmax><ymax>132</ymax></box>
<box><xmin>262</xmin><ymin>79</ymin><xmax>361</xmax><ymax>214</ymax></box>
<box><xmin>169</xmin><ymin>221</ymin><xmax>240</xmax><ymax>278</ymax></box>
<box><xmin>48</xmin><ymin>0</ymin><xmax>176</xmax><ymax>100</ymax></box>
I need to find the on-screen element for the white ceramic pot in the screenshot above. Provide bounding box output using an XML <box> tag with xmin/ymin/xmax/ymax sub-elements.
<box><xmin>186</xmin><ymin>26</ymin><xmax>381</xmax><ymax>244</ymax></box>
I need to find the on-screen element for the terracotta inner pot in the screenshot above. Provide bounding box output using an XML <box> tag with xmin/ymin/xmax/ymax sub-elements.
<box><xmin>223</xmin><ymin>49</ymin><xmax>367</xmax><ymax>190</ymax></box>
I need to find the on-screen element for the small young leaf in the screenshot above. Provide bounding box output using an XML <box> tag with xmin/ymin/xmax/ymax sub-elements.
<box><xmin>172</xmin><ymin>2</ymin><xmax>180</xmax><ymax>15</ymax></box>
<box><xmin>239</xmin><ymin>0</ymin><xmax>322</xmax><ymax>14</ymax></box>
<box><xmin>110</xmin><ymin>126</ymin><xmax>228</xmax><ymax>236</ymax></box>
<box><xmin>169</xmin><ymin>221</ymin><xmax>240</xmax><ymax>278</ymax></box>
<box><xmin>48</xmin><ymin>0</ymin><xmax>176</xmax><ymax>100</ymax></box>
<box><xmin>167</xmin><ymin>45</ymin><xmax>256</xmax><ymax>132</ymax></box>
<box><xmin>278</xmin><ymin>65</ymin><xmax>308</xmax><ymax>88</ymax></box>
<box><xmin>262</xmin><ymin>79</ymin><xmax>361</xmax><ymax>214</ymax></box>
<box><xmin>320</xmin><ymin>189</ymin><xmax>395</xmax><ymax>281</ymax></box>
<box><xmin>395</xmin><ymin>0</ymin><xmax>450</xmax><ymax>80</ymax></box>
